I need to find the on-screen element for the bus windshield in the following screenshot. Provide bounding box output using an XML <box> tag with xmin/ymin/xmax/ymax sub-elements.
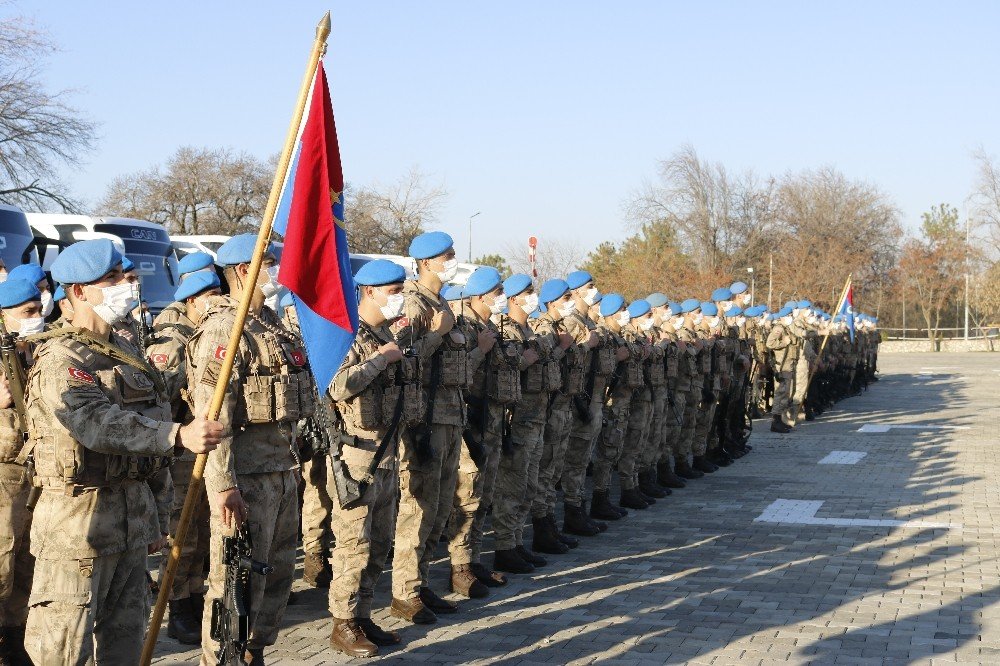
<box><xmin>94</xmin><ymin>222</ymin><xmax>179</xmax><ymax>312</ymax></box>
<box><xmin>0</xmin><ymin>208</ymin><xmax>39</xmax><ymax>269</ymax></box>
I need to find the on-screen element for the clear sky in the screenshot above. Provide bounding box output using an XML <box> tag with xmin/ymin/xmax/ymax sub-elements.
<box><xmin>17</xmin><ymin>1</ymin><xmax>1000</xmax><ymax>264</ymax></box>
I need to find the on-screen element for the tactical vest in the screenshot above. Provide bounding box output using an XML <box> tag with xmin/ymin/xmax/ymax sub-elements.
<box><xmin>646</xmin><ymin>341</ymin><xmax>666</xmax><ymax>387</ymax></box>
<box><xmin>28</xmin><ymin>337</ymin><xmax>171</xmax><ymax>493</ymax></box>
<box><xmin>337</xmin><ymin>323</ymin><xmax>424</xmax><ymax>431</ymax></box>
<box><xmin>414</xmin><ymin>290</ymin><xmax>470</xmax><ymax>389</ymax></box>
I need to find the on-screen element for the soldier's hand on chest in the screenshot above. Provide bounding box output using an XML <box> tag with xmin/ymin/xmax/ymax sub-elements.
<box><xmin>616</xmin><ymin>346</ymin><xmax>630</xmax><ymax>362</ymax></box>
<box><xmin>522</xmin><ymin>347</ymin><xmax>539</xmax><ymax>366</ymax></box>
<box><xmin>379</xmin><ymin>341</ymin><xmax>403</xmax><ymax>363</ymax></box>
<box><xmin>430</xmin><ymin>308</ymin><xmax>454</xmax><ymax>335</ymax></box>
<box><xmin>477</xmin><ymin>328</ymin><xmax>497</xmax><ymax>353</ymax></box>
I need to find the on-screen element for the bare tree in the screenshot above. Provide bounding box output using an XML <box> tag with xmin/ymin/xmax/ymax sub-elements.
<box><xmin>969</xmin><ymin>147</ymin><xmax>1000</xmax><ymax>257</ymax></box>
<box><xmin>0</xmin><ymin>13</ymin><xmax>97</xmax><ymax>211</ymax></box>
<box><xmin>344</xmin><ymin>167</ymin><xmax>447</xmax><ymax>255</ymax></box>
<box><xmin>502</xmin><ymin>236</ymin><xmax>585</xmax><ymax>285</ymax></box>
<box><xmin>99</xmin><ymin>147</ymin><xmax>271</xmax><ymax>235</ymax></box>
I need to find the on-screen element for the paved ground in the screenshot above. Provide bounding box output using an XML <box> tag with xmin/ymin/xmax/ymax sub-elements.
<box><xmin>151</xmin><ymin>352</ymin><xmax>1000</xmax><ymax>665</ymax></box>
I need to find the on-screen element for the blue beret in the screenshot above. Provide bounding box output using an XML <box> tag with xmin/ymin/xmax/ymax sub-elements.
<box><xmin>711</xmin><ymin>287</ymin><xmax>733</xmax><ymax>302</ymax></box>
<box><xmin>408</xmin><ymin>231</ymin><xmax>454</xmax><ymax>260</ymax></box>
<box><xmin>53</xmin><ymin>285</ymin><xmax>65</xmax><ymax>301</ymax></box>
<box><xmin>462</xmin><ymin>266</ymin><xmax>502</xmax><ymax>297</ymax></box>
<box><xmin>599</xmin><ymin>293</ymin><xmax>626</xmax><ymax>317</ymax></box>
<box><xmin>51</xmin><ymin>239</ymin><xmax>123</xmax><ymax>285</ymax></box>
<box><xmin>744</xmin><ymin>305</ymin><xmax>765</xmax><ymax>317</ymax></box>
<box><xmin>539</xmin><ymin>278</ymin><xmax>569</xmax><ymax>304</ymax></box>
<box><xmin>355</xmin><ymin>259</ymin><xmax>406</xmax><ymax>286</ymax></box>
<box><xmin>441</xmin><ymin>284</ymin><xmax>465</xmax><ymax>301</ymax></box>
<box><xmin>591</xmin><ymin>292</ymin><xmax>602</xmax><ymax>304</ymax></box>
<box><xmin>776</xmin><ymin>306</ymin><xmax>793</xmax><ymax>317</ymax></box>
<box><xmin>178</xmin><ymin>251</ymin><xmax>215</xmax><ymax>276</ymax></box>
<box><xmin>503</xmin><ymin>274</ymin><xmax>533</xmax><ymax>298</ymax></box>
<box><xmin>701</xmin><ymin>302</ymin><xmax>718</xmax><ymax>316</ymax></box>
<box><xmin>646</xmin><ymin>292</ymin><xmax>668</xmax><ymax>308</ymax></box>
<box><xmin>784</xmin><ymin>300</ymin><xmax>798</xmax><ymax>309</ymax></box>
<box><xmin>627</xmin><ymin>299</ymin><xmax>651</xmax><ymax>318</ymax></box>
<box><xmin>730</xmin><ymin>281</ymin><xmax>748</xmax><ymax>295</ymax></box>
<box><xmin>8</xmin><ymin>263</ymin><xmax>45</xmax><ymax>286</ymax></box>
<box><xmin>217</xmin><ymin>234</ymin><xmax>272</xmax><ymax>266</ymax></box>
<box><xmin>667</xmin><ymin>301</ymin><xmax>682</xmax><ymax>315</ymax></box>
<box><xmin>565</xmin><ymin>270</ymin><xmax>593</xmax><ymax>290</ymax></box>
<box><xmin>279</xmin><ymin>292</ymin><xmax>295</xmax><ymax>310</ymax></box>
<box><xmin>0</xmin><ymin>279</ymin><xmax>40</xmax><ymax>308</ymax></box>
<box><xmin>174</xmin><ymin>271</ymin><xmax>221</xmax><ymax>302</ymax></box>
<box><xmin>798</xmin><ymin>300</ymin><xmax>811</xmax><ymax>309</ymax></box>
<box><xmin>121</xmin><ymin>257</ymin><xmax>135</xmax><ymax>273</ymax></box>
<box><xmin>725</xmin><ymin>306</ymin><xmax>743</xmax><ymax>317</ymax></box>
<box><xmin>680</xmin><ymin>298</ymin><xmax>701</xmax><ymax>314</ymax></box>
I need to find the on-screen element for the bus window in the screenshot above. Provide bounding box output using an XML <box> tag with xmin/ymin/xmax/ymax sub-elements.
<box><xmin>0</xmin><ymin>206</ymin><xmax>39</xmax><ymax>268</ymax></box>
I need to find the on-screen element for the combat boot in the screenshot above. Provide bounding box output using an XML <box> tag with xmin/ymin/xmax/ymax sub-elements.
<box><xmin>619</xmin><ymin>487</ymin><xmax>649</xmax><ymax>510</ymax></box>
<box><xmin>693</xmin><ymin>455</ymin><xmax>718</xmax><ymax>473</ymax></box>
<box><xmin>494</xmin><ymin>547</ymin><xmax>535</xmax><ymax>574</ymax></box>
<box><xmin>450</xmin><ymin>565</ymin><xmax>489</xmax><ymax>599</ymax></box>
<box><xmin>639</xmin><ymin>470</ymin><xmax>669</xmax><ymax>498</ymax></box>
<box><xmin>517</xmin><ymin>545</ymin><xmax>547</xmax><ymax>567</ymax></box>
<box><xmin>0</xmin><ymin>626</ymin><xmax>30</xmax><ymax>666</ymax></box>
<box><xmin>657</xmin><ymin>461</ymin><xmax>686</xmax><ymax>489</ymax></box>
<box><xmin>390</xmin><ymin>596</ymin><xmax>437</xmax><ymax>624</ymax></box>
<box><xmin>563</xmin><ymin>502</ymin><xmax>600</xmax><ymax>537</ymax></box>
<box><xmin>770</xmin><ymin>416</ymin><xmax>792</xmax><ymax>433</ymax></box>
<box><xmin>583</xmin><ymin>502</ymin><xmax>608</xmax><ymax>532</ymax></box>
<box><xmin>302</xmin><ymin>550</ymin><xmax>332</xmax><ymax>588</ymax></box>
<box><xmin>357</xmin><ymin>618</ymin><xmax>400</xmax><ymax>646</ymax></box>
<box><xmin>470</xmin><ymin>562</ymin><xmax>507</xmax><ymax>587</ymax></box>
<box><xmin>166</xmin><ymin>598</ymin><xmax>201</xmax><ymax>645</ymax></box>
<box><xmin>675</xmin><ymin>458</ymin><xmax>703</xmax><ymax>479</ymax></box>
<box><xmin>531</xmin><ymin>516</ymin><xmax>568</xmax><ymax>554</ymax></box>
<box><xmin>548</xmin><ymin>514</ymin><xmax>580</xmax><ymax>548</ymax></box>
<box><xmin>590</xmin><ymin>489</ymin><xmax>626</xmax><ymax>520</ymax></box>
<box><xmin>243</xmin><ymin>648</ymin><xmax>265</xmax><ymax>665</ymax></box>
<box><xmin>419</xmin><ymin>586</ymin><xmax>458</xmax><ymax>613</ymax></box>
<box><xmin>329</xmin><ymin>618</ymin><xmax>378</xmax><ymax>658</ymax></box>
<box><xmin>708</xmin><ymin>448</ymin><xmax>733</xmax><ymax>467</ymax></box>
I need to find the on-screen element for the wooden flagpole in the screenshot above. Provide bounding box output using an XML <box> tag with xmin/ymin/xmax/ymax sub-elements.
<box><xmin>140</xmin><ymin>12</ymin><xmax>332</xmax><ymax>664</ymax></box>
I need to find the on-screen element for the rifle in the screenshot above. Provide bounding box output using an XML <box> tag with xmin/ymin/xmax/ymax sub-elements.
<box><xmin>462</xmin><ymin>316</ymin><xmax>492</xmax><ymax>469</ymax></box>
<box><xmin>210</xmin><ymin>527</ymin><xmax>273</xmax><ymax>666</ymax></box>
<box><xmin>1</xmin><ymin>318</ymin><xmax>36</xmax><ymax>510</ymax></box>
<box><xmin>573</xmin><ymin>331</ymin><xmax>599</xmax><ymax>423</ymax></box>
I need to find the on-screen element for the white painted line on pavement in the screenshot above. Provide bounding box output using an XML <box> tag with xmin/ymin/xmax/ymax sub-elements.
<box><xmin>754</xmin><ymin>499</ymin><xmax>962</xmax><ymax>529</ymax></box>
<box><xmin>818</xmin><ymin>451</ymin><xmax>867</xmax><ymax>465</ymax></box>
<box><xmin>858</xmin><ymin>423</ymin><xmax>970</xmax><ymax>433</ymax></box>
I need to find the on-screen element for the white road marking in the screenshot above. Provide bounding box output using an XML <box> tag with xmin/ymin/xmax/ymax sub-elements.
<box><xmin>754</xmin><ymin>499</ymin><xmax>961</xmax><ymax>529</ymax></box>
<box><xmin>818</xmin><ymin>451</ymin><xmax>867</xmax><ymax>465</ymax></box>
<box><xmin>858</xmin><ymin>423</ymin><xmax>970</xmax><ymax>433</ymax></box>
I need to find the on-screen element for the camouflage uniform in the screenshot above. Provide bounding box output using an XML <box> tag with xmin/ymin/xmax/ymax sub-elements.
<box><xmin>618</xmin><ymin>327</ymin><xmax>652</xmax><ymax>489</ymax></box>
<box><xmin>767</xmin><ymin>321</ymin><xmax>800</xmax><ymax>426</ymax></box>
<box><xmin>677</xmin><ymin>326</ymin><xmax>703</xmax><ymax>465</ymax></box>
<box><xmin>591</xmin><ymin>323</ymin><xmax>633</xmax><ymax>493</ymax></box>
<box><xmin>790</xmin><ymin>322</ymin><xmax>816</xmax><ymax>423</ymax></box>
<box><xmin>147</xmin><ymin>304</ymin><xmax>210</xmax><ymax>603</ymax></box>
<box><xmin>391</xmin><ymin>281</ymin><xmax>465</xmax><ymax>601</ymax></box>
<box><xmin>188</xmin><ymin>297</ymin><xmax>310</xmax><ymax>660</ymax></box>
<box><xmin>0</xmin><ymin>357</ymin><xmax>32</xmax><ymax>631</ymax></box>
<box><xmin>24</xmin><ymin>331</ymin><xmax>177</xmax><ymax>664</ymax></box>
<box><xmin>640</xmin><ymin>328</ymin><xmax>667</xmax><ymax>475</ymax></box>
<box><xmin>328</xmin><ymin>321</ymin><xmax>409</xmax><ymax>620</ymax></box>
<box><xmin>659</xmin><ymin>327</ymin><xmax>685</xmax><ymax>470</ymax></box>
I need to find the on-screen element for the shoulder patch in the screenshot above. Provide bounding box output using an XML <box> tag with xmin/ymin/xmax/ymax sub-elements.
<box><xmin>394</xmin><ymin>317</ymin><xmax>410</xmax><ymax>330</ymax></box>
<box><xmin>150</xmin><ymin>353</ymin><xmax>169</xmax><ymax>367</ymax></box>
<box><xmin>290</xmin><ymin>349</ymin><xmax>306</xmax><ymax>366</ymax></box>
<box><xmin>68</xmin><ymin>367</ymin><xmax>95</xmax><ymax>384</ymax></box>
<box><xmin>214</xmin><ymin>345</ymin><xmax>227</xmax><ymax>361</ymax></box>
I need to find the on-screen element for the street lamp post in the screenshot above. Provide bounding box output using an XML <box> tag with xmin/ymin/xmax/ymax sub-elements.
<box><xmin>747</xmin><ymin>266</ymin><xmax>755</xmax><ymax>303</ymax></box>
<box><xmin>468</xmin><ymin>211</ymin><xmax>481</xmax><ymax>263</ymax></box>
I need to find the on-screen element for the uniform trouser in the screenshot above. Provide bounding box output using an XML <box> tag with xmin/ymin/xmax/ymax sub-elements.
<box><xmin>327</xmin><ymin>452</ymin><xmax>397</xmax><ymax>620</ymax></box>
<box><xmin>301</xmin><ymin>454</ymin><xmax>333</xmax><ymax>555</ymax></box>
<box><xmin>725</xmin><ymin>373</ymin><xmax>748</xmax><ymax>443</ymax></box>
<box><xmin>677</xmin><ymin>385</ymin><xmax>701</xmax><ymax>464</ymax></box>
<box><xmin>694</xmin><ymin>387</ymin><xmax>718</xmax><ymax>457</ymax></box>
<box><xmin>448</xmin><ymin>404</ymin><xmax>504</xmax><ymax>566</ymax></box>
<box><xmin>560</xmin><ymin>398</ymin><xmax>603</xmax><ymax>507</ymax></box>
<box><xmin>773</xmin><ymin>371</ymin><xmax>795</xmax><ymax>425</ymax></box>
<box><xmin>26</xmin><ymin>547</ymin><xmax>148</xmax><ymax>665</ymax></box>
<box><xmin>662</xmin><ymin>391</ymin><xmax>686</xmax><ymax>468</ymax></box>
<box><xmin>532</xmin><ymin>400</ymin><xmax>572</xmax><ymax>518</ymax></box>
<box><xmin>392</xmin><ymin>423</ymin><xmax>462</xmax><ymax>600</ymax></box>
<box><xmin>619</xmin><ymin>390</ymin><xmax>651</xmax><ymax>489</ymax></box>
<box><xmin>641</xmin><ymin>388</ymin><xmax>667</xmax><ymax>471</ymax></box>
<box><xmin>158</xmin><ymin>458</ymin><xmax>210</xmax><ymax>601</ymax></box>
<box><xmin>592</xmin><ymin>396</ymin><xmax>630</xmax><ymax>492</ymax></box>
<box><xmin>790</xmin><ymin>355</ymin><xmax>810</xmax><ymax>422</ymax></box>
<box><xmin>493</xmin><ymin>413</ymin><xmax>545</xmax><ymax>551</ymax></box>
<box><xmin>201</xmin><ymin>471</ymin><xmax>299</xmax><ymax>662</ymax></box>
<box><xmin>0</xmin><ymin>463</ymin><xmax>32</xmax><ymax>627</ymax></box>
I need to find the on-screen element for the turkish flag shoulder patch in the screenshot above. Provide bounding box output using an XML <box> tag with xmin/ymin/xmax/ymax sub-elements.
<box><xmin>150</xmin><ymin>353</ymin><xmax>168</xmax><ymax>367</ymax></box>
<box><xmin>214</xmin><ymin>345</ymin><xmax>227</xmax><ymax>361</ymax></box>
<box><xmin>290</xmin><ymin>349</ymin><xmax>306</xmax><ymax>366</ymax></box>
<box><xmin>68</xmin><ymin>367</ymin><xmax>95</xmax><ymax>384</ymax></box>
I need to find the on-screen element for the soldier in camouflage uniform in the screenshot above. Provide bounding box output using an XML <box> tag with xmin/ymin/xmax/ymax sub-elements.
<box><xmin>326</xmin><ymin>260</ymin><xmax>411</xmax><ymax>657</ymax></box>
<box><xmin>491</xmin><ymin>275</ymin><xmax>552</xmax><ymax>574</ymax></box>
<box><xmin>674</xmin><ymin>299</ymin><xmax>708</xmax><ymax>478</ymax></box>
<box><xmin>146</xmin><ymin>271</ymin><xmax>222</xmax><ymax>644</ymax></box>
<box><xmin>690</xmin><ymin>302</ymin><xmax>721</xmax><ymax>475</ymax></box>
<box><xmin>617</xmin><ymin>300</ymin><xmax>658</xmax><ymax>508</ymax></box>
<box><xmin>390</xmin><ymin>231</ymin><xmax>476</xmax><ymax>623</ymax></box>
<box><xmin>188</xmin><ymin>235</ymin><xmax>311</xmax><ymax>664</ymax></box>
<box><xmin>0</xmin><ymin>279</ymin><xmax>45</xmax><ymax>665</ymax></box>
<box><xmin>22</xmin><ymin>240</ymin><xmax>220</xmax><ymax>664</ymax></box>
<box><xmin>635</xmin><ymin>295</ymin><xmax>670</xmax><ymax>500</ymax></box>
<box><xmin>766</xmin><ymin>305</ymin><xmax>799</xmax><ymax>433</ymax></box>
<box><xmin>656</xmin><ymin>301</ymin><xmax>688</xmax><ymax>489</ymax></box>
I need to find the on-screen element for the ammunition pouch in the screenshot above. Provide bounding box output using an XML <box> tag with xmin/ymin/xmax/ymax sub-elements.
<box><xmin>439</xmin><ymin>349</ymin><xmax>470</xmax><ymax>387</ymax></box>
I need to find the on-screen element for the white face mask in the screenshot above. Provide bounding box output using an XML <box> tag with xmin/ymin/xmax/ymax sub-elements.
<box><xmin>489</xmin><ymin>294</ymin><xmax>506</xmax><ymax>315</ymax></box>
<box><xmin>40</xmin><ymin>290</ymin><xmax>54</xmax><ymax>318</ymax></box>
<box><xmin>693</xmin><ymin>315</ymin><xmax>704</xmax><ymax>326</ymax></box>
<box><xmin>92</xmin><ymin>282</ymin><xmax>139</xmax><ymax>324</ymax></box>
<box><xmin>741</xmin><ymin>294</ymin><xmax>751</xmax><ymax>305</ymax></box>
<box><xmin>583</xmin><ymin>287</ymin><xmax>601</xmax><ymax>307</ymax></box>
<box><xmin>639</xmin><ymin>316</ymin><xmax>655</xmax><ymax>331</ymax></box>
<box><xmin>708</xmin><ymin>317</ymin><xmax>721</xmax><ymax>328</ymax></box>
<box><xmin>261</xmin><ymin>265</ymin><xmax>281</xmax><ymax>298</ymax></box>
<box><xmin>616</xmin><ymin>311</ymin><xmax>631</xmax><ymax>327</ymax></box>
<box><xmin>557</xmin><ymin>300</ymin><xmax>577</xmax><ymax>318</ymax></box>
<box><xmin>519</xmin><ymin>293</ymin><xmax>538</xmax><ymax>316</ymax></box>
<box><xmin>0</xmin><ymin>271</ymin><xmax>7</xmax><ymax>284</ymax></box>
<box><xmin>379</xmin><ymin>290</ymin><xmax>405</xmax><ymax>320</ymax></box>
<box><xmin>672</xmin><ymin>316</ymin><xmax>685</xmax><ymax>329</ymax></box>
<box><xmin>16</xmin><ymin>316</ymin><xmax>44</xmax><ymax>336</ymax></box>
<box><xmin>436</xmin><ymin>258</ymin><xmax>459</xmax><ymax>282</ymax></box>
<box><xmin>781</xmin><ymin>316</ymin><xmax>793</xmax><ymax>326</ymax></box>
<box><xmin>736</xmin><ymin>316</ymin><xmax>746</xmax><ymax>327</ymax></box>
